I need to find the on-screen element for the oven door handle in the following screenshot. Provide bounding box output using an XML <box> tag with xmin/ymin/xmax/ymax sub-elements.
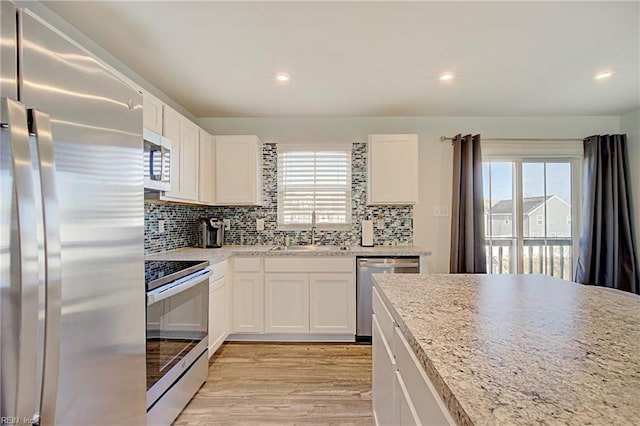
<box><xmin>146</xmin><ymin>269</ymin><xmax>212</xmax><ymax>306</ymax></box>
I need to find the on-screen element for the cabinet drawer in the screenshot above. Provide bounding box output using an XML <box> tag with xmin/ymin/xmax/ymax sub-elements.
<box><xmin>265</xmin><ymin>257</ymin><xmax>354</xmax><ymax>273</ymax></box>
<box><xmin>394</xmin><ymin>327</ymin><xmax>454</xmax><ymax>426</ymax></box>
<box><xmin>234</xmin><ymin>257</ymin><xmax>262</xmax><ymax>272</ymax></box>
<box><xmin>372</xmin><ymin>314</ymin><xmax>396</xmax><ymax>426</ymax></box>
<box><xmin>395</xmin><ymin>370</ymin><xmax>420</xmax><ymax>426</ymax></box>
<box><xmin>210</xmin><ymin>259</ymin><xmax>228</xmax><ymax>281</ymax></box>
<box><xmin>372</xmin><ymin>287</ymin><xmax>395</xmax><ymax>351</ymax></box>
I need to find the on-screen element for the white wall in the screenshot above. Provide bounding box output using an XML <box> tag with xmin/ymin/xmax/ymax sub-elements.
<box><xmin>198</xmin><ymin>116</ymin><xmax>620</xmax><ymax>272</ymax></box>
<box><xmin>621</xmin><ymin>108</ymin><xmax>640</xmax><ymax>261</ymax></box>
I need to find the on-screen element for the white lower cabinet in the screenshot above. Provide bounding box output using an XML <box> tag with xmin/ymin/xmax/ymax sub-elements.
<box><xmin>233</xmin><ymin>272</ymin><xmax>264</xmax><ymax>333</ymax></box>
<box><xmin>373</xmin><ymin>286</ymin><xmax>455</xmax><ymax>426</ymax></box>
<box><xmin>208</xmin><ymin>259</ymin><xmax>229</xmax><ymax>358</ymax></box>
<box><xmin>264</xmin><ymin>257</ymin><xmax>355</xmax><ymax>337</ymax></box>
<box><xmin>265</xmin><ymin>274</ymin><xmax>309</xmax><ymax>333</ymax></box>
<box><xmin>309</xmin><ymin>273</ymin><xmax>355</xmax><ymax>334</ymax></box>
<box><xmin>262</xmin><ymin>271</ymin><xmax>355</xmax><ymax>335</ymax></box>
<box><xmin>230</xmin><ymin>257</ymin><xmax>355</xmax><ymax>339</ymax></box>
<box><xmin>208</xmin><ymin>275</ymin><xmax>228</xmax><ymax>357</ymax></box>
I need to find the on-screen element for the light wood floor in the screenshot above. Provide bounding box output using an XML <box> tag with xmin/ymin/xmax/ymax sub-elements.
<box><xmin>173</xmin><ymin>342</ymin><xmax>373</xmax><ymax>425</ymax></box>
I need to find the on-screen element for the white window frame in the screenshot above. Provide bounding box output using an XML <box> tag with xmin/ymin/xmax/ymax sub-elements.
<box><xmin>276</xmin><ymin>144</ymin><xmax>352</xmax><ymax>230</ymax></box>
<box><xmin>482</xmin><ymin>141</ymin><xmax>582</xmax><ymax>278</ymax></box>
<box><xmin>536</xmin><ymin>215</ymin><xmax>544</xmax><ymax>225</ymax></box>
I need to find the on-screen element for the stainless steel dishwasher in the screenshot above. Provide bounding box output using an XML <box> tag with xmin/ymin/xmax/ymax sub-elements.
<box><xmin>356</xmin><ymin>257</ymin><xmax>420</xmax><ymax>342</ymax></box>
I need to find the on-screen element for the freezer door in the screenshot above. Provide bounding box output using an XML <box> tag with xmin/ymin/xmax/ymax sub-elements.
<box><xmin>18</xmin><ymin>9</ymin><xmax>146</xmax><ymax>425</ymax></box>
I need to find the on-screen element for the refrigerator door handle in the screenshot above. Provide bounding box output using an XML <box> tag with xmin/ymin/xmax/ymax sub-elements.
<box><xmin>28</xmin><ymin>108</ymin><xmax>61</xmax><ymax>425</ymax></box>
<box><xmin>1</xmin><ymin>97</ymin><xmax>40</xmax><ymax>421</ymax></box>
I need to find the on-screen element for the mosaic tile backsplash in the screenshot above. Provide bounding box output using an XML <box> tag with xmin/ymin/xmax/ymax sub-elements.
<box><xmin>144</xmin><ymin>143</ymin><xmax>413</xmax><ymax>254</ymax></box>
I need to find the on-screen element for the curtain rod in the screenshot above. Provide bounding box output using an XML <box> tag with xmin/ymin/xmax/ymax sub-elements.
<box><xmin>439</xmin><ymin>136</ymin><xmax>583</xmax><ymax>142</ymax></box>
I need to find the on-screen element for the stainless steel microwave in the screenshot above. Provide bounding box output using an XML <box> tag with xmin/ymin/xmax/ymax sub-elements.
<box><xmin>143</xmin><ymin>128</ymin><xmax>172</xmax><ymax>192</ymax></box>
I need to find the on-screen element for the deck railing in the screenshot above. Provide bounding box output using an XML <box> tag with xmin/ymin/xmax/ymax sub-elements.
<box><xmin>485</xmin><ymin>238</ymin><xmax>573</xmax><ymax>280</ymax></box>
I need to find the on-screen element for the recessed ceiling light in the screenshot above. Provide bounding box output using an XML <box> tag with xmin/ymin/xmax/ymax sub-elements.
<box><xmin>276</xmin><ymin>72</ymin><xmax>290</xmax><ymax>82</ymax></box>
<box><xmin>594</xmin><ymin>70</ymin><xmax>613</xmax><ymax>81</ymax></box>
<box><xmin>439</xmin><ymin>72</ymin><xmax>455</xmax><ymax>82</ymax></box>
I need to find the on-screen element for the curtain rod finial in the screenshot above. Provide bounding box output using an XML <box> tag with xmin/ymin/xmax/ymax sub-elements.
<box><xmin>440</xmin><ymin>135</ymin><xmax>448</xmax><ymax>141</ymax></box>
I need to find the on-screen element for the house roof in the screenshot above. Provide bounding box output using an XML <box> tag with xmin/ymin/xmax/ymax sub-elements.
<box><xmin>491</xmin><ymin>195</ymin><xmax>553</xmax><ymax>215</ymax></box>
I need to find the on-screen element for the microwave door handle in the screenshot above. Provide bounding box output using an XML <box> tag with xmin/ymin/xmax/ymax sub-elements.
<box><xmin>29</xmin><ymin>108</ymin><xmax>61</xmax><ymax>425</ymax></box>
<box><xmin>149</xmin><ymin>149</ymin><xmax>156</xmax><ymax>179</ymax></box>
<box><xmin>158</xmin><ymin>146</ymin><xmax>164</xmax><ymax>182</ymax></box>
<box><xmin>1</xmin><ymin>97</ymin><xmax>39</xmax><ymax>421</ymax></box>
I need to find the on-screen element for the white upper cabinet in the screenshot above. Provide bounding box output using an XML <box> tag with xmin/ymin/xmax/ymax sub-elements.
<box><xmin>161</xmin><ymin>106</ymin><xmax>182</xmax><ymax>197</ymax></box>
<box><xmin>180</xmin><ymin>120</ymin><xmax>199</xmax><ymax>201</ymax></box>
<box><xmin>368</xmin><ymin>134</ymin><xmax>419</xmax><ymax>205</ymax></box>
<box><xmin>161</xmin><ymin>106</ymin><xmax>199</xmax><ymax>202</ymax></box>
<box><xmin>199</xmin><ymin>130</ymin><xmax>215</xmax><ymax>205</ymax></box>
<box><xmin>215</xmin><ymin>135</ymin><xmax>262</xmax><ymax>206</ymax></box>
<box><xmin>142</xmin><ymin>92</ymin><xmax>163</xmax><ymax>134</ymax></box>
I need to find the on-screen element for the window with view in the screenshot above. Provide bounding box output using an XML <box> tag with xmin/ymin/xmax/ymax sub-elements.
<box><xmin>482</xmin><ymin>156</ymin><xmax>580</xmax><ymax>280</ymax></box>
<box><xmin>277</xmin><ymin>145</ymin><xmax>352</xmax><ymax>228</ymax></box>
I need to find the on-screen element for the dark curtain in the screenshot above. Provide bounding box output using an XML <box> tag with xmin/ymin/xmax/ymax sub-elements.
<box><xmin>575</xmin><ymin>134</ymin><xmax>640</xmax><ymax>295</ymax></box>
<box><xmin>450</xmin><ymin>134</ymin><xmax>487</xmax><ymax>273</ymax></box>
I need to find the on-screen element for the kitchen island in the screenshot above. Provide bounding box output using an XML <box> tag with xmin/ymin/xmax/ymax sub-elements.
<box><xmin>372</xmin><ymin>274</ymin><xmax>640</xmax><ymax>425</ymax></box>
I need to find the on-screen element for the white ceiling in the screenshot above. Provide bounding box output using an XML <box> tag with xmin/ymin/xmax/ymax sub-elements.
<box><xmin>43</xmin><ymin>1</ymin><xmax>639</xmax><ymax>118</ymax></box>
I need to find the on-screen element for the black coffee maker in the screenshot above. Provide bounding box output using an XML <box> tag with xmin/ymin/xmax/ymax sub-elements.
<box><xmin>200</xmin><ymin>218</ymin><xmax>224</xmax><ymax>248</ymax></box>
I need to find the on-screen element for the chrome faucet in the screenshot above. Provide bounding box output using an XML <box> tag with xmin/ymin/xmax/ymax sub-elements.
<box><xmin>311</xmin><ymin>210</ymin><xmax>317</xmax><ymax>245</ymax></box>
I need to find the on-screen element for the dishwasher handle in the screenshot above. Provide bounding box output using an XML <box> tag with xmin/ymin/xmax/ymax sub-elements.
<box><xmin>358</xmin><ymin>260</ymin><xmax>420</xmax><ymax>269</ymax></box>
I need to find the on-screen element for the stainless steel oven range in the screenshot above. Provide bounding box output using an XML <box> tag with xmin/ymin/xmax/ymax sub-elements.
<box><xmin>145</xmin><ymin>260</ymin><xmax>212</xmax><ymax>425</ymax></box>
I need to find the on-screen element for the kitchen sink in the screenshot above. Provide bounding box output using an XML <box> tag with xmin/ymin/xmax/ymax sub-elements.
<box><xmin>270</xmin><ymin>245</ymin><xmax>349</xmax><ymax>252</ymax></box>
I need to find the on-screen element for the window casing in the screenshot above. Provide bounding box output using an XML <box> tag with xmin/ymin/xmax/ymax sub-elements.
<box><xmin>277</xmin><ymin>145</ymin><xmax>352</xmax><ymax>229</ymax></box>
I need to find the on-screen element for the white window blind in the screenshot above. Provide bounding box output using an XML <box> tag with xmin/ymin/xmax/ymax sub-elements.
<box><xmin>277</xmin><ymin>145</ymin><xmax>352</xmax><ymax>227</ymax></box>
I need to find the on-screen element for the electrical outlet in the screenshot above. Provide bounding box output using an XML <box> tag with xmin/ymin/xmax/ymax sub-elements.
<box><xmin>434</xmin><ymin>206</ymin><xmax>450</xmax><ymax>217</ymax></box>
<box><xmin>158</xmin><ymin>220</ymin><xmax>165</xmax><ymax>234</ymax></box>
<box><xmin>223</xmin><ymin>218</ymin><xmax>230</xmax><ymax>230</ymax></box>
<box><xmin>256</xmin><ymin>218</ymin><xmax>265</xmax><ymax>231</ymax></box>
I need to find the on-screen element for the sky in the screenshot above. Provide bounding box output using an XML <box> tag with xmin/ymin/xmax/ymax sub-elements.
<box><xmin>483</xmin><ymin>161</ymin><xmax>572</xmax><ymax>205</ymax></box>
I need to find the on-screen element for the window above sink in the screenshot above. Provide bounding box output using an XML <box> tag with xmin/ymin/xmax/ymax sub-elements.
<box><xmin>277</xmin><ymin>144</ymin><xmax>352</xmax><ymax>230</ymax></box>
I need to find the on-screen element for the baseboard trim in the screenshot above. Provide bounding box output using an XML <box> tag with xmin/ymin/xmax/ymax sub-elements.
<box><xmin>226</xmin><ymin>333</ymin><xmax>355</xmax><ymax>342</ymax></box>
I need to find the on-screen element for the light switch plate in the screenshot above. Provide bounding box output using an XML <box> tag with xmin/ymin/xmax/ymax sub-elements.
<box><xmin>223</xmin><ymin>218</ymin><xmax>230</xmax><ymax>230</ymax></box>
<box><xmin>434</xmin><ymin>206</ymin><xmax>450</xmax><ymax>217</ymax></box>
<box><xmin>158</xmin><ymin>220</ymin><xmax>165</xmax><ymax>234</ymax></box>
<box><xmin>256</xmin><ymin>218</ymin><xmax>265</xmax><ymax>231</ymax></box>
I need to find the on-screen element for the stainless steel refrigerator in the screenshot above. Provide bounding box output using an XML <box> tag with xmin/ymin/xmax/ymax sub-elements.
<box><xmin>1</xmin><ymin>3</ymin><xmax>146</xmax><ymax>424</ymax></box>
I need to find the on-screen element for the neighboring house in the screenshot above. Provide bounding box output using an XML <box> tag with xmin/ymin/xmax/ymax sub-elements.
<box><xmin>487</xmin><ymin>195</ymin><xmax>571</xmax><ymax>238</ymax></box>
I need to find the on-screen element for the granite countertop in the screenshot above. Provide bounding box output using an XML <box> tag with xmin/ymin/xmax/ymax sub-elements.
<box><xmin>146</xmin><ymin>245</ymin><xmax>430</xmax><ymax>263</ymax></box>
<box><xmin>373</xmin><ymin>274</ymin><xmax>640</xmax><ymax>425</ymax></box>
